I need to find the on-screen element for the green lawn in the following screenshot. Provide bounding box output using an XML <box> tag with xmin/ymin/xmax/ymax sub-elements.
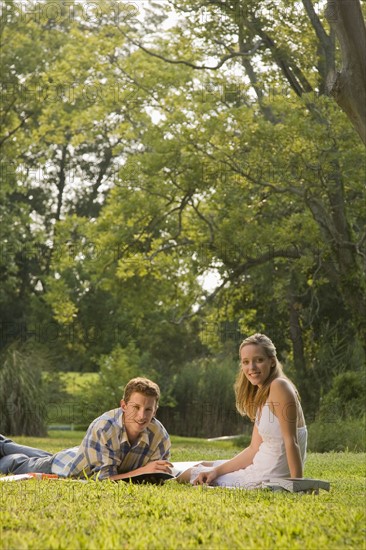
<box><xmin>1</xmin><ymin>433</ymin><xmax>365</xmax><ymax>549</ymax></box>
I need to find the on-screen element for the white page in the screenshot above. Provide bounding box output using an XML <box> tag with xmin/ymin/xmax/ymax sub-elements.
<box><xmin>171</xmin><ymin>461</ymin><xmax>201</xmax><ymax>476</ymax></box>
<box><xmin>0</xmin><ymin>474</ymin><xmax>33</xmax><ymax>482</ymax></box>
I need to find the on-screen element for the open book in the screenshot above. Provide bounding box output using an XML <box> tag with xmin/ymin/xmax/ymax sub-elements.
<box><xmin>118</xmin><ymin>462</ymin><xmax>199</xmax><ymax>484</ymax></box>
<box><xmin>0</xmin><ymin>473</ymin><xmax>60</xmax><ymax>482</ymax></box>
<box><xmin>0</xmin><ymin>463</ymin><xmax>198</xmax><ymax>485</ymax></box>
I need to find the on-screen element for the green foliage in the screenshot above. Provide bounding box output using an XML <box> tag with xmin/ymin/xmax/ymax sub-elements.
<box><xmin>308</xmin><ymin>363</ymin><xmax>366</xmax><ymax>452</ymax></box>
<box><xmin>308</xmin><ymin>420</ymin><xmax>366</xmax><ymax>453</ymax></box>
<box><xmin>163</xmin><ymin>356</ymin><xmax>247</xmax><ymax>437</ymax></box>
<box><xmin>92</xmin><ymin>343</ymin><xmax>142</xmax><ymax>401</ymax></box>
<box><xmin>311</xmin><ymin>323</ymin><xmax>365</xmax><ymax>392</ymax></box>
<box><xmin>58</xmin><ymin>372</ymin><xmax>99</xmax><ymax>395</ymax></box>
<box><xmin>0</xmin><ymin>346</ymin><xmax>47</xmax><ymax>436</ymax></box>
<box><xmin>44</xmin><ymin>372</ymin><xmax>98</xmax><ymax>429</ymax></box>
<box><xmin>318</xmin><ymin>371</ymin><xmax>366</xmax><ymax>421</ymax></box>
<box><xmin>0</xmin><ymin>434</ymin><xmax>365</xmax><ymax>550</ymax></box>
<box><xmin>74</xmin><ymin>343</ymin><xmax>149</xmax><ymax>424</ymax></box>
<box><xmin>1</xmin><ymin>0</ymin><xmax>365</xmax><ymax>436</ymax></box>
<box><xmin>42</xmin><ymin>371</ymin><xmax>68</xmax><ymax>406</ymax></box>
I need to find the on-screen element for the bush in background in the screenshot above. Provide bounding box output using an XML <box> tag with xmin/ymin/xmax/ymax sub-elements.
<box><xmin>308</xmin><ymin>419</ymin><xmax>365</xmax><ymax>452</ymax></box>
<box><xmin>0</xmin><ymin>345</ymin><xmax>48</xmax><ymax>436</ymax></box>
<box><xmin>69</xmin><ymin>343</ymin><xmax>152</xmax><ymax>428</ymax></box>
<box><xmin>318</xmin><ymin>371</ymin><xmax>365</xmax><ymax>421</ymax></box>
<box><xmin>158</xmin><ymin>356</ymin><xmax>249</xmax><ymax>438</ymax></box>
<box><xmin>307</xmin><ymin>370</ymin><xmax>366</xmax><ymax>452</ymax></box>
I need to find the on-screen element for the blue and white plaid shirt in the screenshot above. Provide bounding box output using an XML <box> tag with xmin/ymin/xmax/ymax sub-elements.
<box><xmin>51</xmin><ymin>408</ymin><xmax>171</xmax><ymax>479</ymax></box>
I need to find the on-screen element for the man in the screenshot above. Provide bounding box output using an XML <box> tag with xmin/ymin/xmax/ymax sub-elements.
<box><xmin>0</xmin><ymin>377</ymin><xmax>172</xmax><ymax>480</ymax></box>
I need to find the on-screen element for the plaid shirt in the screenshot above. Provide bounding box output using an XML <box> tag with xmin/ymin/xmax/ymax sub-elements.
<box><xmin>51</xmin><ymin>408</ymin><xmax>171</xmax><ymax>480</ymax></box>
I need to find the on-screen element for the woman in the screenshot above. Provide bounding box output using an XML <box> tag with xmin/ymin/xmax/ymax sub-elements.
<box><xmin>187</xmin><ymin>333</ymin><xmax>307</xmax><ymax>488</ymax></box>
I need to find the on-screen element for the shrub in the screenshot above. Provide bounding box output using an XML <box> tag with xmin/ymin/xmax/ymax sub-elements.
<box><xmin>77</xmin><ymin>343</ymin><xmax>150</xmax><ymax>425</ymax></box>
<box><xmin>160</xmin><ymin>356</ymin><xmax>248</xmax><ymax>437</ymax></box>
<box><xmin>0</xmin><ymin>345</ymin><xmax>48</xmax><ymax>436</ymax></box>
<box><xmin>308</xmin><ymin>419</ymin><xmax>366</xmax><ymax>452</ymax></box>
<box><xmin>318</xmin><ymin>371</ymin><xmax>366</xmax><ymax>421</ymax></box>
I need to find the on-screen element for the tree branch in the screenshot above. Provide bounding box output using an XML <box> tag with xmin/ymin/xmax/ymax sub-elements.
<box><xmin>0</xmin><ymin>114</ymin><xmax>31</xmax><ymax>148</ymax></box>
<box><xmin>118</xmin><ymin>22</ymin><xmax>262</xmax><ymax>70</ymax></box>
<box><xmin>171</xmin><ymin>247</ymin><xmax>302</xmax><ymax>324</ymax></box>
<box><xmin>250</xmin><ymin>18</ymin><xmax>305</xmax><ymax>97</ymax></box>
<box><xmin>54</xmin><ymin>144</ymin><xmax>68</xmax><ymax>223</ymax></box>
<box><xmin>188</xmin><ymin>197</ymin><xmax>217</xmax><ymax>244</ymax></box>
<box><xmin>302</xmin><ymin>0</ymin><xmax>331</xmax><ymax>49</ymax></box>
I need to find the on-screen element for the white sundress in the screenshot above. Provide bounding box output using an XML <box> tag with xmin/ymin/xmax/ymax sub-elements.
<box><xmin>190</xmin><ymin>403</ymin><xmax>308</xmax><ymax>489</ymax></box>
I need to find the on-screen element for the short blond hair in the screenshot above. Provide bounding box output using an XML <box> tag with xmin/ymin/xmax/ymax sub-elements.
<box><xmin>123</xmin><ymin>377</ymin><xmax>160</xmax><ymax>405</ymax></box>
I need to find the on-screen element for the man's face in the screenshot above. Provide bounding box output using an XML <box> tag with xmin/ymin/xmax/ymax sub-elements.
<box><xmin>121</xmin><ymin>392</ymin><xmax>157</xmax><ymax>439</ymax></box>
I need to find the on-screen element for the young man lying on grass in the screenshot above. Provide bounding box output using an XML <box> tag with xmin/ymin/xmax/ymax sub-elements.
<box><xmin>0</xmin><ymin>377</ymin><xmax>172</xmax><ymax>481</ymax></box>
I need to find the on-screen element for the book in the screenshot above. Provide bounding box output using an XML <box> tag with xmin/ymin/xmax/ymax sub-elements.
<box><xmin>0</xmin><ymin>462</ymin><xmax>201</xmax><ymax>484</ymax></box>
<box><xmin>262</xmin><ymin>478</ymin><xmax>331</xmax><ymax>493</ymax></box>
<box><xmin>0</xmin><ymin>473</ymin><xmax>59</xmax><ymax>482</ymax></box>
<box><xmin>118</xmin><ymin>461</ymin><xmax>200</xmax><ymax>485</ymax></box>
<box><xmin>0</xmin><ymin>471</ymin><xmax>331</xmax><ymax>492</ymax></box>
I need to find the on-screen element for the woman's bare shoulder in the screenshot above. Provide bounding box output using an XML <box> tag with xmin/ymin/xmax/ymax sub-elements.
<box><xmin>269</xmin><ymin>378</ymin><xmax>305</xmax><ymax>426</ymax></box>
<box><xmin>269</xmin><ymin>377</ymin><xmax>297</xmax><ymax>398</ymax></box>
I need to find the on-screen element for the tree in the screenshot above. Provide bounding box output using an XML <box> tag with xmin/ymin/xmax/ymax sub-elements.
<box><xmin>123</xmin><ymin>0</ymin><xmax>366</xmax><ymax>348</ymax></box>
<box><xmin>1</xmin><ymin>0</ymin><xmax>364</xmax><ymax>429</ymax></box>
<box><xmin>325</xmin><ymin>0</ymin><xmax>366</xmax><ymax>144</ymax></box>
<box><xmin>1</xmin><ymin>0</ymin><xmax>189</xmax><ymax>368</ymax></box>
<box><xmin>81</xmin><ymin>0</ymin><xmax>363</xmax><ymax>414</ymax></box>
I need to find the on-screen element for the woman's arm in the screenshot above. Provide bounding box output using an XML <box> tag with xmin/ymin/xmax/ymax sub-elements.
<box><xmin>216</xmin><ymin>424</ymin><xmax>262</xmax><ymax>475</ymax></box>
<box><xmin>269</xmin><ymin>378</ymin><xmax>303</xmax><ymax>478</ymax></box>
<box><xmin>193</xmin><ymin>424</ymin><xmax>263</xmax><ymax>485</ymax></box>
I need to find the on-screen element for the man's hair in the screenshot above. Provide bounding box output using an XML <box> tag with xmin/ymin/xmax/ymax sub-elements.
<box><xmin>123</xmin><ymin>377</ymin><xmax>161</xmax><ymax>405</ymax></box>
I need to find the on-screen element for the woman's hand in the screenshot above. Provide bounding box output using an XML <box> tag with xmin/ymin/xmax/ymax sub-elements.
<box><xmin>193</xmin><ymin>468</ymin><xmax>218</xmax><ymax>486</ymax></box>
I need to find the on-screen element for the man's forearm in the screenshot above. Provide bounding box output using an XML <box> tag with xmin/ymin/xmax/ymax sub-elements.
<box><xmin>108</xmin><ymin>459</ymin><xmax>173</xmax><ymax>481</ymax></box>
<box><xmin>108</xmin><ymin>470</ymin><xmax>140</xmax><ymax>481</ymax></box>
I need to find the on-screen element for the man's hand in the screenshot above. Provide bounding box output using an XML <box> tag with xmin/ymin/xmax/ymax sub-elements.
<box><xmin>137</xmin><ymin>460</ymin><xmax>173</xmax><ymax>475</ymax></box>
<box><xmin>109</xmin><ymin>460</ymin><xmax>173</xmax><ymax>481</ymax></box>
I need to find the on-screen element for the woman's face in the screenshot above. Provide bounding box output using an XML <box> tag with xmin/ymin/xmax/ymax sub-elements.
<box><xmin>240</xmin><ymin>344</ymin><xmax>275</xmax><ymax>387</ymax></box>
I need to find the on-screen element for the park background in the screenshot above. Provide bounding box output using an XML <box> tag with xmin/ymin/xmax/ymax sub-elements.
<box><xmin>0</xmin><ymin>0</ymin><xmax>365</xmax><ymax>451</ymax></box>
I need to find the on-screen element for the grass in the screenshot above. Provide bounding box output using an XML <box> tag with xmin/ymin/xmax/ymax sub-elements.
<box><xmin>1</xmin><ymin>433</ymin><xmax>365</xmax><ymax>549</ymax></box>
<box><xmin>58</xmin><ymin>373</ymin><xmax>99</xmax><ymax>395</ymax></box>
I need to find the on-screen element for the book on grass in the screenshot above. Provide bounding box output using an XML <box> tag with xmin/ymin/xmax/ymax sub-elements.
<box><xmin>0</xmin><ymin>473</ymin><xmax>88</xmax><ymax>483</ymax></box>
<box><xmin>262</xmin><ymin>478</ymin><xmax>331</xmax><ymax>493</ymax></box>
<box><xmin>118</xmin><ymin>461</ymin><xmax>200</xmax><ymax>485</ymax></box>
<box><xmin>0</xmin><ymin>473</ymin><xmax>59</xmax><ymax>482</ymax></box>
<box><xmin>0</xmin><ymin>462</ymin><xmax>199</xmax><ymax>485</ymax></box>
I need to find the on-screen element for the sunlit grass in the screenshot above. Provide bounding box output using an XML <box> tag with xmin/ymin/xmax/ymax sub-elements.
<box><xmin>1</xmin><ymin>433</ymin><xmax>364</xmax><ymax>549</ymax></box>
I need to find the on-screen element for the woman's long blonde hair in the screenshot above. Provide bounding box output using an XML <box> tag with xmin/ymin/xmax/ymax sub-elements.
<box><xmin>234</xmin><ymin>333</ymin><xmax>288</xmax><ymax>421</ymax></box>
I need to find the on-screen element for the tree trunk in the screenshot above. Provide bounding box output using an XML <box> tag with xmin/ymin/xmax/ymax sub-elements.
<box><xmin>325</xmin><ymin>0</ymin><xmax>366</xmax><ymax>145</ymax></box>
<box><xmin>287</xmin><ymin>276</ymin><xmax>313</xmax><ymax>414</ymax></box>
